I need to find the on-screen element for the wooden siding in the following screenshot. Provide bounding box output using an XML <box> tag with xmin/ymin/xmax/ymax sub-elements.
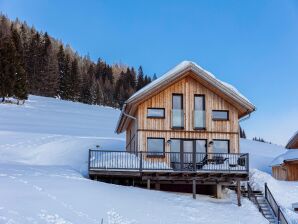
<box><xmin>272</xmin><ymin>162</ymin><xmax>298</xmax><ymax>181</ymax></box>
<box><xmin>126</xmin><ymin>72</ymin><xmax>240</xmax><ymax>153</ymax></box>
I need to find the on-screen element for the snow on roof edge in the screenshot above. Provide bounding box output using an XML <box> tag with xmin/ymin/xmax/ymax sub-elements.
<box><xmin>128</xmin><ymin>61</ymin><xmax>254</xmax><ymax>108</ymax></box>
<box><xmin>286</xmin><ymin>131</ymin><xmax>298</xmax><ymax>148</ymax></box>
<box><xmin>270</xmin><ymin>149</ymin><xmax>298</xmax><ymax>166</ymax></box>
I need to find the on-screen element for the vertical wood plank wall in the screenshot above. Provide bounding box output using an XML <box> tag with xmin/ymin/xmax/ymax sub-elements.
<box><xmin>126</xmin><ymin>71</ymin><xmax>240</xmax><ymax>154</ymax></box>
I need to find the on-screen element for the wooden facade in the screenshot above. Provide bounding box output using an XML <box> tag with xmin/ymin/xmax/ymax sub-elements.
<box><xmin>126</xmin><ymin>72</ymin><xmax>240</xmax><ymax>154</ymax></box>
<box><xmin>272</xmin><ymin>161</ymin><xmax>298</xmax><ymax>181</ymax></box>
<box><xmin>286</xmin><ymin>132</ymin><xmax>298</xmax><ymax>149</ymax></box>
<box><xmin>90</xmin><ymin>61</ymin><xmax>255</xmax><ymax>201</ymax></box>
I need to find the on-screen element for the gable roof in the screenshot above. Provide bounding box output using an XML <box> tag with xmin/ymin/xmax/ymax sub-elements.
<box><xmin>116</xmin><ymin>61</ymin><xmax>256</xmax><ymax>133</ymax></box>
<box><xmin>286</xmin><ymin>131</ymin><xmax>298</xmax><ymax>149</ymax></box>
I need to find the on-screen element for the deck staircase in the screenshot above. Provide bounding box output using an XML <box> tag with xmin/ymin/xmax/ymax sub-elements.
<box><xmin>245</xmin><ymin>183</ymin><xmax>277</xmax><ymax>224</ymax></box>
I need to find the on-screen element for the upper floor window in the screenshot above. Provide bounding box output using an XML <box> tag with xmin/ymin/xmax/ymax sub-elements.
<box><xmin>194</xmin><ymin>95</ymin><xmax>206</xmax><ymax>129</ymax></box>
<box><xmin>212</xmin><ymin>110</ymin><xmax>229</xmax><ymax>121</ymax></box>
<box><xmin>172</xmin><ymin>94</ymin><xmax>184</xmax><ymax>128</ymax></box>
<box><xmin>147</xmin><ymin>108</ymin><xmax>165</xmax><ymax>118</ymax></box>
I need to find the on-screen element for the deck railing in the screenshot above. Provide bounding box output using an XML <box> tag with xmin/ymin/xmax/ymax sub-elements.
<box><xmin>88</xmin><ymin>150</ymin><xmax>249</xmax><ymax>172</ymax></box>
<box><xmin>265</xmin><ymin>183</ymin><xmax>289</xmax><ymax>224</ymax></box>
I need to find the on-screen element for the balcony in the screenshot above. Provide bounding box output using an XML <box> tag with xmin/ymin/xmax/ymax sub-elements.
<box><xmin>89</xmin><ymin>150</ymin><xmax>249</xmax><ymax>173</ymax></box>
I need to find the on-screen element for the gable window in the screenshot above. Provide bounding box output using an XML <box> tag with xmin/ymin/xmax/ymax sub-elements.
<box><xmin>212</xmin><ymin>110</ymin><xmax>229</xmax><ymax>121</ymax></box>
<box><xmin>172</xmin><ymin>94</ymin><xmax>184</xmax><ymax>128</ymax></box>
<box><xmin>147</xmin><ymin>108</ymin><xmax>165</xmax><ymax>118</ymax></box>
<box><xmin>194</xmin><ymin>95</ymin><xmax>206</xmax><ymax>129</ymax></box>
<box><xmin>213</xmin><ymin>140</ymin><xmax>229</xmax><ymax>153</ymax></box>
<box><xmin>147</xmin><ymin>138</ymin><xmax>165</xmax><ymax>157</ymax></box>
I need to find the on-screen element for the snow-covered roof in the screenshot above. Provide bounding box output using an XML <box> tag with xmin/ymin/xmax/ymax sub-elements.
<box><xmin>116</xmin><ymin>61</ymin><xmax>256</xmax><ymax>133</ymax></box>
<box><xmin>270</xmin><ymin>150</ymin><xmax>298</xmax><ymax>166</ymax></box>
<box><xmin>286</xmin><ymin>131</ymin><xmax>298</xmax><ymax>149</ymax></box>
<box><xmin>128</xmin><ymin>61</ymin><xmax>254</xmax><ymax>107</ymax></box>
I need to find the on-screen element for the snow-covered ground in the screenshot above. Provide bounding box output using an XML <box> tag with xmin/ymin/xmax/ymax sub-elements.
<box><xmin>0</xmin><ymin>95</ymin><xmax>288</xmax><ymax>223</ymax></box>
<box><xmin>250</xmin><ymin>169</ymin><xmax>298</xmax><ymax>223</ymax></box>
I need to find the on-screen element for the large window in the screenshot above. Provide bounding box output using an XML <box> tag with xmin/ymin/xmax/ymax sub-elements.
<box><xmin>172</xmin><ymin>94</ymin><xmax>184</xmax><ymax>128</ymax></box>
<box><xmin>213</xmin><ymin>140</ymin><xmax>229</xmax><ymax>153</ymax></box>
<box><xmin>194</xmin><ymin>95</ymin><xmax>206</xmax><ymax>129</ymax></box>
<box><xmin>212</xmin><ymin>110</ymin><xmax>229</xmax><ymax>121</ymax></box>
<box><xmin>147</xmin><ymin>108</ymin><xmax>165</xmax><ymax>118</ymax></box>
<box><xmin>147</xmin><ymin>138</ymin><xmax>165</xmax><ymax>157</ymax></box>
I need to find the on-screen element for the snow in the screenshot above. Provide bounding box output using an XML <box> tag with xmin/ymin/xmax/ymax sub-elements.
<box><xmin>250</xmin><ymin>169</ymin><xmax>298</xmax><ymax>223</ymax></box>
<box><xmin>240</xmin><ymin>139</ymin><xmax>287</xmax><ymax>173</ymax></box>
<box><xmin>271</xmin><ymin>149</ymin><xmax>298</xmax><ymax>166</ymax></box>
<box><xmin>0</xmin><ymin>95</ymin><xmax>268</xmax><ymax>224</ymax></box>
<box><xmin>129</xmin><ymin>61</ymin><xmax>253</xmax><ymax>106</ymax></box>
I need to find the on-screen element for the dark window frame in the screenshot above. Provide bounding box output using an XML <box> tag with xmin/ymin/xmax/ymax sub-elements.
<box><xmin>212</xmin><ymin>110</ymin><xmax>229</xmax><ymax>121</ymax></box>
<box><xmin>194</xmin><ymin>94</ymin><xmax>206</xmax><ymax>130</ymax></box>
<box><xmin>147</xmin><ymin>107</ymin><xmax>165</xmax><ymax>119</ymax></box>
<box><xmin>212</xmin><ymin>139</ymin><xmax>230</xmax><ymax>153</ymax></box>
<box><xmin>172</xmin><ymin>93</ymin><xmax>184</xmax><ymax>129</ymax></box>
<box><xmin>147</xmin><ymin>137</ymin><xmax>165</xmax><ymax>158</ymax></box>
<box><xmin>170</xmin><ymin>138</ymin><xmax>208</xmax><ymax>154</ymax></box>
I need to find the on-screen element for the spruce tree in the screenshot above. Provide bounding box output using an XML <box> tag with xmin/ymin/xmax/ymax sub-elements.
<box><xmin>11</xmin><ymin>26</ymin><xmax>28</xmax><ymax>103</ymax></box>
<box><xmin>0</xmin><ymin>36</ymin><xmax>16</xmax><ymax>102</ymax></box>
<box><xmin>136</xmin><ymin>66</ymin><xmax>144</xmax><ymax>90</ymax></box>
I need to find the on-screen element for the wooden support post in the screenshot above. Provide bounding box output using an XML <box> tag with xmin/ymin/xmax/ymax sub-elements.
<box><xmin>192</xmin><ymin>179</ymin><xmax>196</xmax><ymax>199</ymax></box>
<box><xmin>237</xmin><ymin>180</ymin><xmax>241</xmax><ymax>206</ymax></box>
<box><xmin>155</xmin><ymin>183</ymin><xmax>160</xmax><ymax>190</ymax></box>
<box><xmin>147</xmin><ymin>179</ymin><xmax>151</xmax><ymax>190</ymax></box>
<box><xmin>132</xmin><ymin>178</ymin><xmax>135</xmax><ymax>187</ymax></box>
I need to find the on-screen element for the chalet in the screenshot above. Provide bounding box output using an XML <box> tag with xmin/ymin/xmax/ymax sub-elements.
<box><xmin>286</xmin><ymin>131</ymin><xmax>298</xmax><ymax>149</ymax></box>
<box><xmin>272</xmin><ymin>131</ymin><xmax>298</xmax><ymax>181</ymax></box>
<box><xmin>88</xmin><ymin>61</ymin><xmax>255</xmax><ymax>204</ymax></box>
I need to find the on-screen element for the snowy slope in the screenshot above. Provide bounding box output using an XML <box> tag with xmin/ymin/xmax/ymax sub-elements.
<box><xmin>240</xmin><ymin>139</ymin><xmax>287</xmax><ymax>173</ymax></box>
<box><xmin>0</xmin><ymin>95</ymin><xmax>125</xmax><ymax>176</ymax></box>
<box><xmin>0</xmin><ymin>95</ymin><xmax>268</xmax><ymax>224</ymax></box>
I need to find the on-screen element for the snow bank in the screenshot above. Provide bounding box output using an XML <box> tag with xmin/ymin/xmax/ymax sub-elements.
<box><xmin>250</xmin><ymin>169</ymin><xmax>298</xmax><ymax>223</ymax></box>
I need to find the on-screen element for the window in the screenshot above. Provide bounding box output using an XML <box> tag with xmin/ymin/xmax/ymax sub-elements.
<box><xmin>147</xmin><ymin>138</ymin><xmax>165</xmax><ymax>157</ymax></box>
<box><xmin>172</xmin><ymin>94</ymin><xmax>184</xmax><ymax>128</ymax></box>
<box><xmin>213</xmin><ymin>140</ymin><xmax>229</xmax><ymax>153</ymax></box>
<box><xmin>147</xmin><ymin>108</ymin><xmax>165</xmax><ymax>118</ymax></box>
<box><xmin>212</xmin><ymin>110</ymin><xmax>229</xmax><ymax>120</ymax></box>
<box><xmin>194</xmin><ymin>95</ymin><xmax>206</xmax><ymax>129</ymax></box>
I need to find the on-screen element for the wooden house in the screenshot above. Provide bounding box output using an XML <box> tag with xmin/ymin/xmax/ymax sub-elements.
<box><xmin>286</xmin><ymin>131</ymin><xmax>298</xmax><ymax>149</ymax></box>
<box><xmin>89</xmin><ymin>61</ymin><xmax>255</xmax><ymax>203</ymax></box>
<box><xmin>272</xmin><ymin>131</ymin><xmax>298</xmax><ymax>181</ymax></box>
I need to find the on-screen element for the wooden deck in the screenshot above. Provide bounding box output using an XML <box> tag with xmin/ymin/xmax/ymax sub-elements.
<box><xmin>88</xmin><ymin>150</ymin><xmax>249</xmax><ymax>184</ymax></box>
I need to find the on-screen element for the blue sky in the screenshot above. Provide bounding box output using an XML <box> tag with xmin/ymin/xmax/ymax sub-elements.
<box><xmin>1</xmin><ymin>0</ymin><xmax>297</xmax><ymax>145</ymax></box>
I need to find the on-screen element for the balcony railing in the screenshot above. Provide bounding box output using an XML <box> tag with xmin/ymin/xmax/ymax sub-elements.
<box><xmin>193</xmin><ymin>110</ymin><xmax>206</xmax><ymax>129</ymax></box>
<box><xmin>171</xmin><ymin>109</ymin><xmax>184</xmax><ymax>128</ymax></box>
<box><xmin>89</xmin><ymin>150</ymin><xmax>249</xmax><ymax>173</ymax></box>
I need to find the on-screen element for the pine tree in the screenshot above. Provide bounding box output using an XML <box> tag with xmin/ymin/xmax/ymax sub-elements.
<box><xmin>11</xmin><ymin>26</ymin><xmax>28</xmax><ymax>103</ymax></box>
<box><xmin>69</xmin><ymin>58</ymin><xmax>80</xmax><ymax>100</ymax></box>
<box><xmin>57</xmin><ymin>45</ymin><xmax>67</xmax><ymax>99</ymax></box>
<box><xmin>152</xmin><ymin>73</ymin><xmax>157</xmax><ymax>80</ymax></box>
<box><xmin>136</xmin><ymin>66</ymin><xmax>144</xmax><ymax>90</ymax></box>
<box><xmin>0</xmin><ymin>35</ymin><xmax>16</xmax><ymax>102</ymax></box>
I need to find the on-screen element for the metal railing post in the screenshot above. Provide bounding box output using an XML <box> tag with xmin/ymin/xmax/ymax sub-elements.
<box><xmin>264</xmin><ymin>183</ymin><xmax>267</xmax><ymax>199</ymax></box>
<box><xmin>88</xmin><ymin>149</ymin><xmax>91</xmax><ymax>170</ymax></box>
<box><xmin>139</xmin><ymin>151</ymin><xmax>143</xmax><ymax>172</ymax></box>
